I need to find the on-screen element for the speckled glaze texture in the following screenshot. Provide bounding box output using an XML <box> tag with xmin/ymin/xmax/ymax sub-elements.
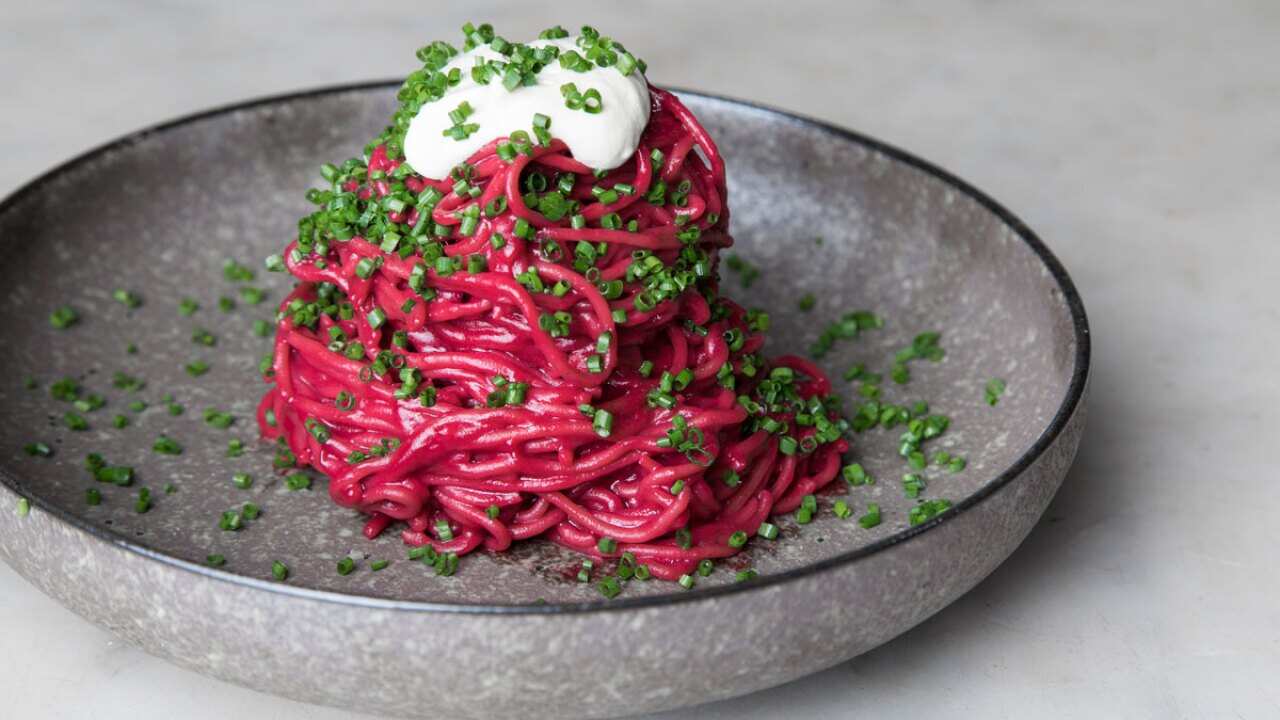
<box><xmin>0</xmin><ymin>85</ymin><xmax>1088</xmax><ymax>719</ymax></box>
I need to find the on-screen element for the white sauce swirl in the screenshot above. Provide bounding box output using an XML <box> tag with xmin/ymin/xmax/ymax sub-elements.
<box><xmin>403</xmin><ymin>37</ymin><xmax>650</xmax><ymax>179</ymax></box>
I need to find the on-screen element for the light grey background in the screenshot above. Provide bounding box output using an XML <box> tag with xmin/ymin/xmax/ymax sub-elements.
<box><xmin>1</xmin><ymin>1</ymin><xmax>1276</xmax><ymax>719</ymax></box>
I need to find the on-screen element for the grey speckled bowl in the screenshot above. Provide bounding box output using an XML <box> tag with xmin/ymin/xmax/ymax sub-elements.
<box><xmin>0</xmin><ymin>84</ymin><xmax>1088</xmax><ymax>719</ymax></box>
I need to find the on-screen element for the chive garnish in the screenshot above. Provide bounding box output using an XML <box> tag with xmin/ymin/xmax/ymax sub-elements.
<box><xmin>134</xmin><ymin>488</ymin><xmax>152</xmax><ymax>513</ymax></box>
<box><xmin>985</xmin><ymin>378</ymin><xmax>1006</xmax><ymax>406</ymax></box>
<box><xmin>597</xmin><ymin>576</ymin><xmax>622</xmax><ymax>599</ymax></box>
<box><xmin>219</xmin><ymin>510</ymin><xmax>243</xmax><ymax>531</ymax></box>
<box><xmin>112</xmin><ymin>289</ymin><xmax>142</xmax><ymax>309</ymax></box>
<box><xmin>192</xmin><ymin>328</ymin><xmax>216</xmax><ymax>346</ymax></box>
<box><xmin>49</xmin><ymin>306</ymin><xmax>79</xmax><ymax>329</ymax></box>
<box><xmin>858</xmin><ymin>504</ymin><xmax>882</xmax><ymax>529</ymax></box>
<box><xmin>203</xmin><ymin>408</ymin><xmax>234</xmax><ymax>429</ymax></box>
<box><xmin>223</xmin><ymin>259</ymin><xmax>256</xmax><ymax>283</ymax></box>
<box><xmin>909</xmin><ymin>499</ymin><xmax>953</xmax><ymax>526</ymax></box>
<box><xmin>152</xmin><ymin>436</ymin><xmax>182</xmax><ymax>455</ymax></box>
<box><xmin>271</xmin><ymin>561</ymin><xmax>289</xmax><ymax>581</ymax></box>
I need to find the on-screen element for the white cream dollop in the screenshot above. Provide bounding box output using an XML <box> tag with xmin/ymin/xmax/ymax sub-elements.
<box><xmin>402</xmin><ymin>37</ymin><xmax>651</xmax><ymax>179</ymax></box>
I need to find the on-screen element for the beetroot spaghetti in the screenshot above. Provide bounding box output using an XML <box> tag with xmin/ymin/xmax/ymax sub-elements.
<box><xmin>258</xmin><ymin>24</ymin><xmax>849</xmax><ymax>588</ymax></box>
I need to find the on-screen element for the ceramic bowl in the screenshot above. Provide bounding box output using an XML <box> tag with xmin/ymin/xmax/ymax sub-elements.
<box><xmin>0</xmin><ymin>84</ymin><xmax>1088</xmax><ymax>719</ymax></box>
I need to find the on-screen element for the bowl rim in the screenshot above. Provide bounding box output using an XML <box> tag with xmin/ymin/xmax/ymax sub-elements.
<box><xmin>0</xmin><ymin>80</ymin><xmax>1091</xmax><ymax>616</ymax></box>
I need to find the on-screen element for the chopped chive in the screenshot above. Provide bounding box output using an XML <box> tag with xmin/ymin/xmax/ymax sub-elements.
<box><xmin>891</xmin><ymin>363</ymin><xmax>910</xmax><ymax>384</ymax></box>
<box><xmin>49</xmin><ymin>306</ymin><xmax>79</xmax><ymax>329</ymax></box>
<box><xmin>697</xmin><ymin>559</ymin><xmax>714</xmax><ymax>576</ymax></box>
<box><xmin>85</xmin><ymin>488</ymin><xmax>101</xmax><ymax>505</ymax></box>
<box><xmin>185</xmin><ymin>360</ymin><xmax>210</xmax><ymax>377</ymax></box>
<box><xmin>203</xmin><ymin>408</ymin><xmax>234</xmax><ymax>429</ymax></box>
<box><xmin>23</xmin><ymin>442</ymin><xmax>52</xmax><ymax>457</ymax></box>
<box><xmin>834</xmin><ymin>500</ymin><xmax>853</xmax><ymax>519</ymax></box>
<box><xmin>253</xmin><ymin>319</ymin><xmax>272</xmax><ymax>337</ymax></box>
<box><xmin>242</xmin><ymin>502</ymin><xmax>261</xmax><ymax>520</ymax></box>
<box><xmin>152</xmin><ymin>435</ymin><xmax>182</xmax><ymax>455</ymax></box>
<box><xmin>206</xmin><ymin>554</ymin><xmax>226</xmax><ymax>567</ymax></box>
<box><xmin>678</xmin><ymin>574</ymin><xmax>695</xmax><ymax>590</ymax></box>
<box><xmin>435</xmin><ymin>518</ymin><xmax>454</xmax><ymax>542</ymax></box>
<box><xmin>112</xmin><ymin>414</ymin><xmax>129</xmax><ymax>429</ymax></box>
<box><xmin>858</xmin><ymin>504</ymin><xmax>882</xmax><ymax>529</ymax></box>
<box><xmin>271</xmin><ymin>561</ymin><xmax>289</xmax><ymax>581</ymax></box>
<box><xmin>842</xmin><ymin>463</ymin><xmax>870</xmax><ymax>486</ymax></box>
<box><xmin>370</xmin><ymin>559</ymin><xmax>390</xmax><ymax>571</ymax></box>
<box><xmin>337</xmin><ymin>557</ymin><xmax>356</xmax><ymax>576</ymax></box>
<box><xmin>284</xmin><ymin>473</ymin><xmax>312</xmax><ymax>491</ymax></box>
<box><xmin>592</xmin><ymin>409</ymin><xmax>614</xmax><ymax>437</ymax></box>
<box><xmin>16</xmin><ymin>497</ymin><xmax>30</xmax><ymax>516</ymax></box>
<box><xmin>985</xmin><ymin>378</ymin><xmax>1007</xmax><ymax>406</ymax></box>
<box><xmin>903</xmin><ymin>473</ymin><xmax>925</xmax><ymax>498</ymax></box>
<box><xmin>909</xmin><ymin>499</ymin><xmax>953</xmax><ymax>526</ymax></box>
<box><xmin>227</xmin><ymin>438</ymin><xmax>244</xmax><ymax>457</ymax></box>
<box><xmin>734</xmin><ymin>569</ymin><xmax>758</xmax><ymax>582</ymax></box>
<box><xmin>596</xmin><ymin>536</ymin><xmax>617</xmax><ymax>554</ymax></box>
<box><xmin>728</xmin><ymin>530</ymin><xmax>748</xmax><ymax>548</ymax></box>
<box><xmin>64</xmin><ymin>412</ymin><xmax>89</xmax><ymax>431</ymax></box>
<box><xmin>757</xmin><ymin>522</ymin><xmax>779</xmax><ymax>540</ymax></box>
<box><xmin>218</xmin><ymin>296</ymin><xmax>235</xmax><ymax>313</ymax></box>
<box><xmin>178</xmin><ymin>298</ymin><xmax>199</xmax><ymax>316</ymax></box>
<box><xmin>597</xmin><ymin>576</ymin><xmax>622</xmax><ymax>599</ymax></box>
<box><xmin>72</xmin><ymin>394</ymin><xmax>105</xmax><ymax>413</ymax></box>
<box><xmin>113</xmin><ymin>289</ymin><xmax>142</xmax><ymax>309</ymax></box>
<box><xmin>232</xmin><ymin>472</ymin><xmax>252</xmax><ymax>489</ymax></box>
<box><xmin>219</xmin><ymin>510</ymin><xmax>243</xmax><ymax>531</ymax></box>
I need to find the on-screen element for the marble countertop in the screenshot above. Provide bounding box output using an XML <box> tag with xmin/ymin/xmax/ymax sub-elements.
<box><xmin>2</xmin><ymin>2</ymin><xmax>1277</xmax><ymax>718</ymax></box>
